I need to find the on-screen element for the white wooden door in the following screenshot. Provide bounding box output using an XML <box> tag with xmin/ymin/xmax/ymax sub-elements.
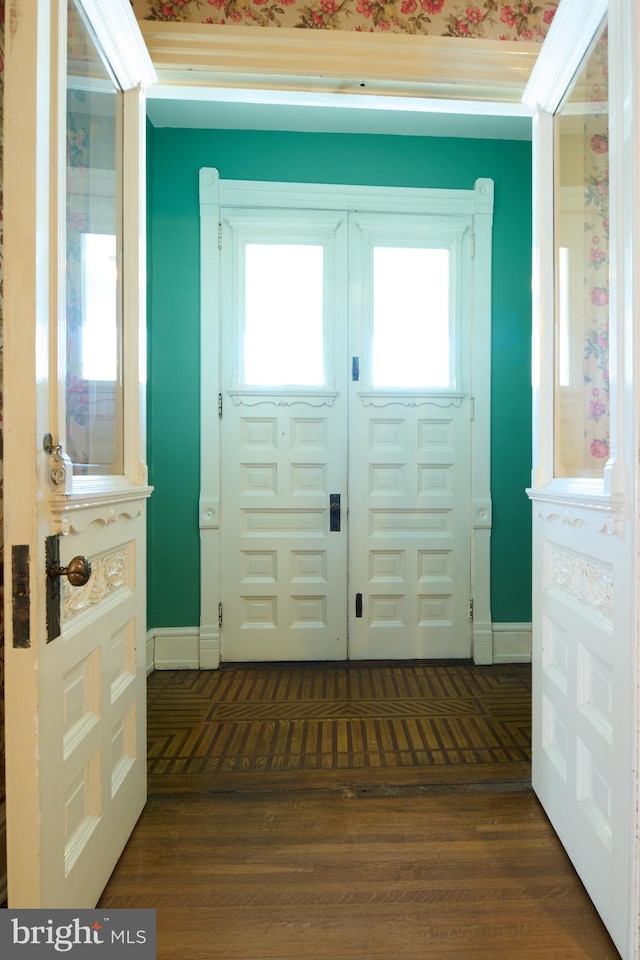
<box><xmin>212</xmin><ymin>181</ymin><xmax>491</xmax><ymax>664</ymax></box>
<box><xmin>3</xmin><ymin>0</ymin><xmax>155</xmax><ymax>907</ymax></box>
<box><xmin>524</xmin><ymin>1</ymin><xmax>639</xmax><ymax>955</ymax></box>
<box><xmin>347</xmin><ymin>212</ymin><xmax>473</xmax><ymax>660</ymax></box>
<box><xmin>219</xmin><ymin>208</ymin><xmax>349</xmax><ymax>662</ymax></box>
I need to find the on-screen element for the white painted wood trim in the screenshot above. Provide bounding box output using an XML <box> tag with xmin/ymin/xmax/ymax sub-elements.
<box><xmin>141</xmin><ymin>23</ymin><xmax>538</xmax><ymax>106</ymax></box>
<box><xmin>609</xmin><ymin>0</ymin><xmax>640</xmax><ymax>954</ymax></box>
<box><xmin>523</xmin><ymin>0</ymin><xmax>607</xmax><ymax>113</ymax></box>
<box><xmin>152</xmin><ymin>627</ymin><xmax>201</xmax><ymax>670</ymax></box>
<box><xmin>471</xmin><ymin>178</ymin><xmax>494</xmax><ymax>666</ymax></box>
<box><xmin>492</xmin><ymin>622</ymin><xmax>532</xmax><ymax>664</ymax></box>
<box><xmin>199</xmin><ymin>168</ymin><xmax>222</xmax><ymax>671</ymax></box>
<box><xmin>219</xmin><ymin>179</ymin><xmax>483</xmax><ymax>215</ymax></box>
<box><xmin>77</xmin><ymin>0</ymin><xmax>156</xmax><ymax>90</ymax></box>
<box><xmin>122</xmin><ymin>86</ymin><xmax>151</xmax><ymax>489</ymax></box>
<box><xmin>146</xmin><ymin>630</ymin><xmax>155</xmax><ymax>676</ymax></box>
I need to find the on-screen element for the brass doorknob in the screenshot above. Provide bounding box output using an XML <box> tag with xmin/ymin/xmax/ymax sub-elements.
<box><xmin>48</xmin><ymin>555</ymin><xmax>92</xmax><ymax>587</ymax></box>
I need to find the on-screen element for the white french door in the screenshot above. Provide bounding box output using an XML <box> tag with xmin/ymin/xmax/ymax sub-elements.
<box><xmin>4</xmin><ymin>0</ymin><xmax>154</xmax><ymax>906</ymax></box>
<box><xmin>524</xmin><ymin>1</ymin><xmax>640</xmax><ymax>956</ymax></box>
<box><xmin>204</xmin><ymin>178</ymin><xmax>493</xmax><ymax>664</ymax></box>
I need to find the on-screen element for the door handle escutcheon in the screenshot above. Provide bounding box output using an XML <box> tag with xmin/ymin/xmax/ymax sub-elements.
<box><xmin>329</xmin><ymin>494</ymin><xmax>341</xmax><ymax>532</ymax></box>
<box><xmin>48</xmin><ymin>555</ymin><xmax>92</xmax><ymax>587</ymax></box>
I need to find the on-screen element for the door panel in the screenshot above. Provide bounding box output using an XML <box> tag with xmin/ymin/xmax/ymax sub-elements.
<box><xmin>220</xmin><ymin>199</ymin><xmax>474</xmax><ymax>662</ymax></box>
<box><xmin>348</xmin><ymin>398</ymin><xmax>471</xmax><ymax>660</ymax></box>
<box><xmin>524</xmin><ymin>2</ymin><xmax>638</xmax><ymax>953</ymax></box>
<box><xmin>347</xmin><ymin>211</ymin><xmax>472</xmax><ymax>660</ymax></box>
<box><xmin>221</xmin><ymin>398</ymin><xmax>348</xmax><ymax>661</ymax></box>
<box><xmin>4</xmin><ymin>0</ymin><xmax>154</xmax><ymax>906</ymax></box>
<box><xmin>219</xmin><ymin>209</ymin><xmax>349</xmax><ymax>662</ymax></box>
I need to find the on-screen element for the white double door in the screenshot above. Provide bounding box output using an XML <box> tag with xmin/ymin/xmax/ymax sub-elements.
<box><xmin>218</xmin><ymin>199</ymin><xmax>474</xmax><ymax>663</ymax></box>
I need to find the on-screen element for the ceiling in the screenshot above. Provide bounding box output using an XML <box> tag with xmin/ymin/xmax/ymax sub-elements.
<box><xmin>145</xmin><ymin>87</ymin><xmax>533</xmax><ymax>141</ymax></box>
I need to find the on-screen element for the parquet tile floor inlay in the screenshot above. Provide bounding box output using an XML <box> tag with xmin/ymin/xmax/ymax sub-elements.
<box><xmin>148</xmin><ymin>662</ymin><xmax>532</xmax><ymax>794</ymax></box>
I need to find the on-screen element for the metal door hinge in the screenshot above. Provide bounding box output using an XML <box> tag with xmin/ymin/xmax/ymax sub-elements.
<box><xmin>218</xmin><ymin>222</ymin><xmax>223</xmax><ymax>250</ymax></box>
<box><xmin>469</xmin><ymin>598</ymin><xmax>474</xmax><ymax>621</ymax></box>
<box><xmin>218</xmin><ymin>393</ymin><xmax>223</xmax><ymax>418</ymax></box>
<box><xmin>470</xmin><ymin>397</ymin><xmax>475</xmax><ymax>421</ymax></box>
<box><xmin>218</xmin><ymin>602</ymin><xmax>223</xmax><ymax>628</ymax></box>
<box><xmin>352</xmin><ymin>357</ymin><xmax>360</xmax><ymax>382</ymax></box>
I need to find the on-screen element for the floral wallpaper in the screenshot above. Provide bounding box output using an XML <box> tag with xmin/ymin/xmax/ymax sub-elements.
<box><xmin>132</xmin><ymin>0</ymin><xmax>558</xmax><ymax>39</ymax></box>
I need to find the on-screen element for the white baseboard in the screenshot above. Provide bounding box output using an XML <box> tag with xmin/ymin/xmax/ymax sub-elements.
<box><xmin>492</xmin><ymin>622</ymin><xmax>532</xmax><ymax>663</ymax></box>
<box><xmin>0</xmin><ymin>801</ymin><xmax>7</xmax><ymax>905</ymax></box>
<box><xmin>146</xmin><ymin>622</ymin><xmax>532</xmax><ymax>669</ymax></box>
<box><xmin>146</xmin><ymin>629</ymin><xmax>155</xmax><ymax>676</ymax></box>
<box><xmin>152</xmin><ymin>626</ymin><xmax>201</xmax><ymax>669</ymax></box>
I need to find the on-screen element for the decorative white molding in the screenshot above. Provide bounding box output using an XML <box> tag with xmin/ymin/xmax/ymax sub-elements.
<box><xmin>523</xmin><ymin>0</ymin><xmax>607</xmax><ymax>113</ymax></box>
<box><xmin>62</xmin><ymin>548</ymin><xmax>129</xmax><ymax>620</ymax></box>
<box><xmin>219</xmin><ymin>178</ymin><xmax>483</xmax><ymax>216</ymax></box>
<box><xmin>492</xmin><ymin>622</ymin><xmax>532</xmax><ymax>664</ymax></box>
<box><xmin>230</xmin><ymin>391</ymin><xmax>337</xmax><ymax>408</ymax></box>
<box><xmin>473</xmin><ymin>499</ymin><xmax>492</xmax><ymax>529</ymax></box>
<box><xmin>153</xmin><ymin>627</ymin><xmax>201</xmax><ymax>670</ymax></box>
<box><xmin>142</xmin><ymin>24</ymin><xmax>538</xmax><ymax>105</ymax></box>
<box><xmin>531</xmin><ymin>495</ymin><xmax>626</xmax><ymax>538</ymax></box>
<box><xmin>550</xmin><ymin>547</ymin><xmax>613</xmax><ymax>618</ymax></box>
<box><xmin>199</xmin><ymin>497</ymin><xmax>220</xmax><ymax>530</ymax></box>
<box><xmin>50</xmin><ymin>485</ymin><xmax>152</xmax><ymax>535</ymax></box>
<box><xmin>78</xmin><ymin>0</ymin><xmax>156</xmax><ymax>91</ymax></box>
<box><xmin>360</xmin><ymin>393</ymin><xmax>465</xmax><ymax>409</ymax></box>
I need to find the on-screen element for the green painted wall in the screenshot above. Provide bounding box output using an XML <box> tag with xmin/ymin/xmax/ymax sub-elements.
<box><xmin>147</xmin><ymin>128</ymin><xmax>532</xmax><ymax>629</ymax></box>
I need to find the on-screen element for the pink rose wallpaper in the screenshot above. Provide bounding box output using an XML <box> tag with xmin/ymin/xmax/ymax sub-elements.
<box><xmin>132</xmin><ymin>0</ymin><xmax>559</xmax><ymax>39</ymax></box>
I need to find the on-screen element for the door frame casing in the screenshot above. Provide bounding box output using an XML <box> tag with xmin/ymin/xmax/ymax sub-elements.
<box><xmin>198</xmin><ymin>172</ymin><xmax>494</xmax><ymax>666</ymax></box>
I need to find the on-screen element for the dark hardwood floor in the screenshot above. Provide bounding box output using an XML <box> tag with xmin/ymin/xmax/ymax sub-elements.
<box><xmin>98</xmin><ymin>662</ymin><xmax>621</xmax><ymax>959</ymax></box>
<box><xmin>147</xmin><ymin>662</ymin><xmax>532</xmax><ymax>794</ymax></box>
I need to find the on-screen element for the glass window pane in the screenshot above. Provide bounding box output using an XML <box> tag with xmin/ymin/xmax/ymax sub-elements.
<box><xmin>372</xmin><ymin>247</ymin><xmax>450</xmax><ymax>388</ymax></box>
<box><xmin>554</xmin><ymin>23</ymin><xmax>609</xmax><ymax>478</ymax></box>
<box><xmin>66</xmin><ymin>0</ymin><xmax>123</xmax><ymax>475</ymax></box>
<box><xmin>243</xmin><ymin>244</ymin><xmax>324</xmax><ymax>387</ymax></box>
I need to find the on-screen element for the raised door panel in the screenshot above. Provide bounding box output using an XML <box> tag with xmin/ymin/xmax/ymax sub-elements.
<box><xmin>221</xmin><ymin>399</ymin><xmax>347</xmax><ymax>662</ymax></box>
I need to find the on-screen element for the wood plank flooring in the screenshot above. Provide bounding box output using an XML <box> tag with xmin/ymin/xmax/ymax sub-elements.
<box><xmin>148</xmin><ymin>662</ymin><xmax>532</xmax><ymax>794</ymax></box>
<box><xmin>99</xmin><ymin>787</ymin><xmax>621</xmax><ymax>959</ymax></box>
<box><xmin>98</xmin><ymin>662</ymin><xmax>620</xmax><ymax>958</ymax></box>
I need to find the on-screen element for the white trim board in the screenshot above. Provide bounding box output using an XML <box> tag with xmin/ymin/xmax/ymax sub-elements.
<box><xmin>152</xmin><ymin>627</ymin><xmax>201</xmax><ymax>670</ymax></box>
<box><xmin>148</xmin><ymin>623</ymin><xmax>531</xmax><ymax>669</ymax></box>
<box><xmin>492</xmin><ymin>622</ymin><xmax>532</xmax><ymax>664</ymax></box>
